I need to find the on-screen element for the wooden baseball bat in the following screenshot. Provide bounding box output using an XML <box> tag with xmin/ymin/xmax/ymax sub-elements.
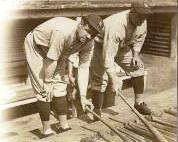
<box><xmin>85</xmin><ymin>106</ymin><xmax>129</xmax><ymax>142</ymax></box>
<box><xmin>138</xmin><ymin>122</ymin><xmax>176</xmax><ymax>139</ymax></box>
<box><xmin>149</xmin><ymin>122</ymin><xmax>177</xmax><ymax>134</ymax></box>
<box><xmin>125</xmin><ymin>122</ymin><xmax>175</xmax><ymax>142</ymax></box>
<box><xmin>150</xmin><ymin>116</ymin><xmax>177</xmax><ymax>128</ymax></box>
<box><xmin>117</xmin><ymin>90</ymin><xmax>168</xmax><ymax>142</ymax></box>
<box><xmin>164</xmin><ymin>109</ymin><xmax>177</xmax><ymax>117</ymax></box>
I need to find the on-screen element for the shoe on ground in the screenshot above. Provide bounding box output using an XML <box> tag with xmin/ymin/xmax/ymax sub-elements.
<box><xmin>41</xmin><ymin>128</ymin><xmax>55</xmax><ymax>138</ymax></box>
<box><xmin>134</xmin><ymin>102</ymin><xmax>152</xmax><ymax>115</ymax></box>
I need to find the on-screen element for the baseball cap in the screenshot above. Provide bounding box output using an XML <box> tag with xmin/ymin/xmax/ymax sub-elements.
<box><xmin>132</xmin><ymin>0</ymin><xmax>153</xmax><ymax>14</ymax></box>
<box><xmin>84</xmin><ymin>14</ymin><xmax>104</xmax><ymax>34</ymax></box>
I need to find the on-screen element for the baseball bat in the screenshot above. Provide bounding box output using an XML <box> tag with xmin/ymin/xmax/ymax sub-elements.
<box><xmin>86</xmin><ymin>106</ymin><xmax>129</xmax><ymax>142</ymax></box>
<box><xmin>117</xmin><ymin>90</ymin><xmax>168</xmax><ymax>142</ymax></box>
<box><xmin>164</xmin><ymin>109</ymin><xmax>177</xmax><ymax>117</ymax></box>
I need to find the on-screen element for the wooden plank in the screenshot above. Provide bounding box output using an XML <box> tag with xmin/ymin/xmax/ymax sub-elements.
<box><xmin>1</xmin><ymin>0</ymin><xmax>176</xmax><ymax>20</ymax></box>
<box><xmin>148</xmin><ymin>27</ymin><xmax>171</xmax><ymax>33</ymax></box>
<box><xmin>145</xmin><ymin>39</ymin><xmax>170</xmax><ymax>46</ymax></box>
<box><xmin>143</xmin><ymin>46</ymin><xmax>170</xmax><ymax>53</ymax></box>
<box><xmin>145</xmin><ymin>42</ymin><xmax>170</xmax><ymax>49</ymax></box>
<box><xmin>0</xmin><ymin>61</ymin><xmax>25</xmax><ymax>70</ymax></box>
<box><xmin>151</xmin><ymin>6</ymin><xmax>177</xmax><ymax>14</ymax></box>
<box><xmin>149</xmin><ymin>19</ymin><xmax>171</xmax><ymax>24</ymax></box>
<box><xmin>142</xmin><ymin>45</ymin><xmax>168</xmax><ymax>52</ymax></box>
<box><xmin>144</xmin><ymin>44</ymin><xmax>169</xmax><ymax>50</ymax></box>
<box><xmin>0</xmin><ymin>48</ymin><xmax>24</xmax><ymax>54</ymax></box>
<box><xmin>9</xmin><ymin>83</ymin><xmax>32</xmax><ymax>92</ymax></box>
<box><xmin>149</xmin><ymin>31</ymin><xmax>170</xmax><ymax>37</ymax></box>
<box><xmin>146</xmin><ymin>35</ymin><xmax>170</xmax><ymax>42</ymax></box>
<box><xmin>1</xmin><ymin>68</ymin><xmax>27</xmax><ymax>78</ymax></box>
<box><xmin>3</xmin><ymin>77</ymin><xmax>26</xmax><ymax>85</ymax></box>
<box><xmin>149</xmin><ymin>13</ymin><xmax>173</xmax><ymax>19</ymax></box>
<box><xmin>0</xmin><ymin>71</ymin><xmax>27</xmax><ymax>79</ymax></box>
<box><xmin>0</xmin><ymin>83</ymin><xmax>34</xmax><ymax>106</ymax></box>
<box><xmin>15</xmin><ymin>1</ymin><xmax>131</xmax><ymax>10</ymax></box>
<box><xmin>0</xmin><ymin>97</ymin><xmax>37</xmax><ymax>110</ymax></box>
<box><xmin>142</xmin><ymin>50</ymin><xmax>169</xmax><ymax>57</ymax></box>
<box><xmin>3</xmin><ymin>52</ymin><xmax>25</xmax><ymax>62</ymax></box>
<box><xmin>11</xmin><ymin>0</ymin><xmax>177</xmax><ymax>10</ymax></box>
<box><xmin>148</xmin><ymin>22</ymin><xmax>171</xmax><ymax>27</ymax></box>
<box><xmin>12</xmin><ymin>7</ymin><xmax>126</xmax><ymax>20</ymax></box>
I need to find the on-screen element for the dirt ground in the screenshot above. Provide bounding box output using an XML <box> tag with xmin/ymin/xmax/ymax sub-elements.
<box><xmin>0</xmin><ymin>88</ymin><xmax>176</xmax><ymax>142</ymax></box>
<box><xmin>0</xmin><ymin>54</ymin><xmax>177</xmax><ymax>142</ymax></box>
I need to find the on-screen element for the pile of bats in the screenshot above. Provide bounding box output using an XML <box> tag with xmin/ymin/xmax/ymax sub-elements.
<box><xmin>87</xmin><ymin>107</ymin><xmax>177</xmax><ymax>142</ymax></box>
<box><xmin>86</xmin><ymin>89</ymin><xmax>177</xmax><ymax>142</ymax></box>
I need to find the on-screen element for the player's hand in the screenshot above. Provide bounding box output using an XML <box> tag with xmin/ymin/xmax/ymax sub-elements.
<box><xmin>80</xmin><ymin>96</ymin><xmax>94</xmax><ymax>112</ymax></box>
<box><xmin>132</xmin><ymin>55</ymin><xmax>143</xmax><ymax>69</ymax></box>
<box><xmin>69</xmin><ymin>75</ymin><xmax>76</xmax><ymax>87</ymax></box>
<box><xmin>42</xmin><ymin>82</ymin><xmax>53</xmax><ymax>102</ymax></box>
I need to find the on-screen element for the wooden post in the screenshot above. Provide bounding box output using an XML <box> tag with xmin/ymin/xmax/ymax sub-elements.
<box><xmin>170</xmin><ymin>14</ymin><xmax>177</xmax><ymax>61</ymax></box>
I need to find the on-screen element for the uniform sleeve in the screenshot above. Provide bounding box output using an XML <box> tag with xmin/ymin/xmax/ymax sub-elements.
<box><xmin>132</xmin><ymin>20</ymin><xmax>147</xmax><ymax>53</ymax></box>
<box><xmin>68</xmin><ymin>53</ymin><xmax>79</xmax><ymax>68</ymax></box>
<box><xmin>78</xmin><ymin>40</ymin><xmax>94</xmax><ymax>69</ymax></box>
<box><xmin>47</xmin><ymin>29</ymin><xmax>65</xmax><ymax>60</ymax></box>
<box><xmin>77</xmin><ymin>40</ymin><xmax>94</xmax><ymax>97</ymax></box>
<box><xmin>102</xmin><ymin>24</ymin><xmax>121</xmax><ymax>69</ymax></box>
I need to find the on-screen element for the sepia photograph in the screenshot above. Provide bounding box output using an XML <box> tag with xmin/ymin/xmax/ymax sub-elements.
<box><xmin>0</xmin><ymin>0</ymin><xmax>177</xmax><ymax>141</ymax></box>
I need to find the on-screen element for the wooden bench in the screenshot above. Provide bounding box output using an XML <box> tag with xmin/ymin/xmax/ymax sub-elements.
<box><xmin>1</xmin><ymin>71</ymin><xmax>148</xmax><ymax>111</ymax></box>
<box><xmin>0</xmin><ymin>83</ymin><xmax>35</xmax><ymax>111</ymax></box>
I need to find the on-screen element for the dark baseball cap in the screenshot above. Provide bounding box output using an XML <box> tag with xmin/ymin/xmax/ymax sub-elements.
<box><xmin>132</xmin><ymin>0</ymin><xmax>153</xmax><ymax>15</ymax></box>
<box><xmin>84</xmin><ymin>14</ymin><xmax>104</xmax><ymax>34</ymax></box>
